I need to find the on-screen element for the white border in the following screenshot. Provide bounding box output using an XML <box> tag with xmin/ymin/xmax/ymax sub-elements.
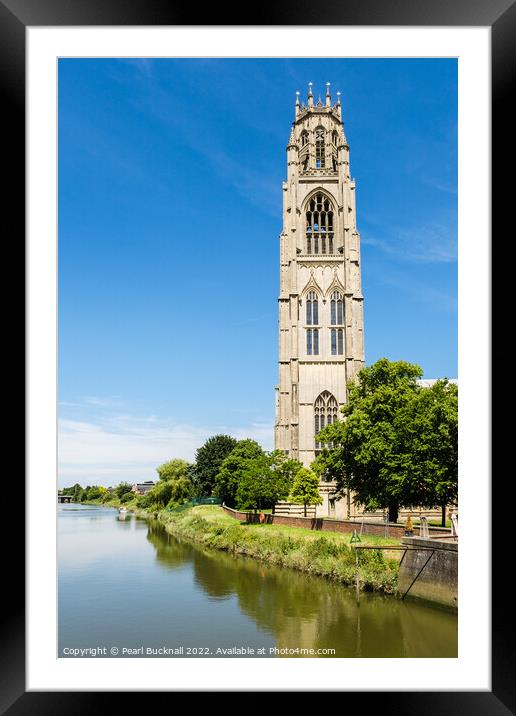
<box><xmin>27</xmin><ymin>27</ymin><xmax>490</xmax><ymax>691</ymax></box>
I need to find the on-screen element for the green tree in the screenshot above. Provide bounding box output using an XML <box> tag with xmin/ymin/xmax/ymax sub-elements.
<box><xmin>193</xmin><ymin>435</ymin><xmax>238</xmax><ymax>497</ymax></box>
<box><xmin>268</xmin><ymin>450</ymin><xmax>303</xmax><ymax>511</ymax></box>
<box><xmin>235</xmin><ymin>455</ymin><xmax>272</xmax><ymax>512</ymax></box>
<box><xmin>156</xmin><ymin>459</ymin><xmax>191</xmax><ymax>482</ymax></box>
<box><xmin>394</xmin><ymin>379</ymin><xmax>458</xmax><ymax>525</ymax></box>
<box><xmin>148</xmin><ymin>474</ymin><xmax>193</xmax><ymax>507</ymax></box>
<box><xmin>317</xmin><ymin>358</ymin><xmax>457</xmax><ymax>523</ymax></box>
<box><xmin>289</xmin><ymin>467</ymin><xmax>322</xmax><ymax>517</ymax></box>
<box><xmin>214</xmin><ymin>439</ymin><xmax>265</xmax><ymax>507</ymax></box>
<box><xmin>61</xmin><ymin>483</ymin><xmax>83</xmax><ymax>502</ymax></box>
<box><xmin>85</xmin><ymin>485</ymin><xmax>108</xmax><ymax>501</ymax></box>
<box><xmin>168</xmin><ymin>476</ymin><xmax>193</xmax><ymax>506</ymax></box>
<box><xmin>115</xmin><ymin>482</ymin><xmax>133</xmax><ymax>499</ymax></box>
<box><xmin>77</xmin><ymin>487</ymin><xmax>88</xmax><ymax>503</ymax></box>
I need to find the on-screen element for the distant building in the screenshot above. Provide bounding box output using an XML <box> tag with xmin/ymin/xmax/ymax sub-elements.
<box><xmin>131</xmin><ymin>481</ymin><xmax>156</xmax><ymax>495</ymax></box>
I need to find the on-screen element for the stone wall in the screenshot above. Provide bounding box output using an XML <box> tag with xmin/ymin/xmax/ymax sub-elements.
<box><xmin>397</xmin><ymin>537</ymin><xmax>458</xmax><ymax>609</ymax></box>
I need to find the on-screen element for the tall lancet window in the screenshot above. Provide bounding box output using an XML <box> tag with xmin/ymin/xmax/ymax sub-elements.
<box><xmin>330</xmin><ymin>291</ymin><xmax>344</xmax><ymax>355</ymax></box>
<box><xmin>306</xmin><ymin>193</ymin><xmax>334</xmax><ymax>255</ymax></box>
<box><xmin>314</xmin><ymin>391</ymin><xmax>339</xmax><ymax>450</ymax></box>
<box><xmin>315</xmin><ymin>127</ymin><xmax>325</xmax><ymax>168</ymax></box>
<box><xmin>306</xmin><ymin>291</ymin><xmax>319</xmax><ymax>325</ymax></box>
<box><xmin>330</xmin><ymin>291</ymin><xmax>344</xmax><ymax>325</ymax></box>
<box><xmin>306</xmin><ymin>328</ymin><xmax>319</xmax><ymax>356</ymax></box>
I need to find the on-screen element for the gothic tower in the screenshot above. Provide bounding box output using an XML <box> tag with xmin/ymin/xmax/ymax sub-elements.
<box><xmin>274</xmin><ymin>82</ymin><xmax>365</xmax><ymax>472</ymax></box>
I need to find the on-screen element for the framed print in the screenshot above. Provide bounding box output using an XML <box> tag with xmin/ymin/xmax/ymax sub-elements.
<box><xmin>4</xmin><ymin>0</ymin><xmax>512</xmax><ymax>710</ymax></box>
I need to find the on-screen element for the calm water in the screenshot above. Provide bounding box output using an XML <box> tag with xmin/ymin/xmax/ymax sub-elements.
<box><xmin>58</xmin><ymin>504</ymin><xmax>457</xmax><ymax>658</ymax></box>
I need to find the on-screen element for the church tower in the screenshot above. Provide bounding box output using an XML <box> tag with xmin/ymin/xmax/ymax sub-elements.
<box><xmin>274</xmin><ymin>83</ymin><xmax>365</xmax><ymax>473</ymax></box>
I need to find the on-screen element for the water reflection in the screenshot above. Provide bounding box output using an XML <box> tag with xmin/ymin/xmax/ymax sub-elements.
<box><xmin>58</xmin><ymin>506</ymin><xmax>457</xmax><ymax>658</ymax></box>
<box><xmin>145</xmin><ymin>520</ymin><xmax>457</xmax><ymax>658</ymax></box>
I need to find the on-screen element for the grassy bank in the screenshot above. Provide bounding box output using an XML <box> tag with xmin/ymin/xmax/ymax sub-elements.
<box><xmin>72</xmin><ymin>499</ymin><xmax>401</xmax><ymax>593</ymax></box>
<box><xmin>135</xmin><ymin>505</ymin><xmax>401</xmax><ymax>594</ymax></box>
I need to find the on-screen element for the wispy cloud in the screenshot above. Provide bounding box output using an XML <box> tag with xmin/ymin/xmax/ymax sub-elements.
<box><xmin>362</xmin><ymin>222</ymin><xmax>457</xmax><ymax>264</ymax></box>
<box><xmin>366</xmin><ymin>263</ymin><xmax>457</xmax><ymax>313</ymax></box>
<box><xmin>82</xmin><ymin>396</ymin><xmax>126</xmax><ymax>408</ymax></box>
<box><xmin>116</xmin><ymin>58</ymin><xmax>154</xmax><ymax>78</ymax></box>
<box><xmin>420</xmin><ymin>174</ymin><xmax>457</xmax><ymax>196</ymax></box>
<box><xmin>58</xmin><ymin>409</ymin><xmax>274</xmax><ymax>487</ymax></box>
<box><xmin>113</xmin><ymin>68</ymin><xmax>283</xmax><ymax>218</ymax></box>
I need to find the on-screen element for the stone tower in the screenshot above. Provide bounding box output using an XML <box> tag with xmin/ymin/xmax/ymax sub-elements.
<box><xmin>274</xmin><ymin>82</ymin><xmax>365</xmax><ymax>474</ymax></box>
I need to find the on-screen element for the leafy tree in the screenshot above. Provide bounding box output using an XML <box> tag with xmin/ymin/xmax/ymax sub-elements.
<box><xmin>61</xmin><ymin>483</ymin><xmax>83</xmax><ymax>502</ymax></box>
<box><xmin>120</xmin><ymin>491</ymin><xmax>134</xmax><ymax>504</ymax></box>
<box><xmin>193</xmin><ymin>435</ymin><xmax>238</xmax><ymax>497</ymax></box>
<box><xmin>148</xmin><ymin>474</ymin><xmax>193</xmax><ymax>507</ymax></box>
<box><xmin>268</xmin><ymin>450</ymin><xmax>303</xmax><ymax>511</ymax></box>
<box><xmin>234</xmin><ymin>456</ymin><xmax>269</xmax><ymax>512</ymax></box>
<box><xmin>317</xmin><ymin>358</ymin><xmax>457</xmax><ymax>524</ymax></box>
<box><xmin>156</xmin><ymin>459</ymin><xmax>191</xmax><ymax>482</ymax></box>
<box><xmin>85</xmin><ymin>485</ymin><xmax>108</xmax><ymax>501</ymax></box>
<box><xmin>168</xmin><ymin>476</ymin><xmax>193</xmax><ymax>506</ymax></box>
<box><xmin>234</xmin><ymin>450</ymin><xmax>296</xmax><ymax>512</ymax></box>
<box><xmin>289</xmin><ymin>467</ymin><xmax>323</xmax><ymax>517</ymax></box>
<box><xmin>214</xmin><ymin>439</ymin><xmax>265</xmax><ymax>507</ymax></box>
<box><xmin>136</xmin><ymin>493</ymin><xmax>153</xmax><ymax>509</ymax></box>
<box><xmin>393</xmin><ymin>379</ymin><xmax>458</xmax><ymax>525</ymax></box>
<box><xmin>115</xmin><ymin>482</ymin><xmax>133</xmax><ymax>498</ymax></box>
<box><xmin>77</xmin><ymin>488</ymin><xmax>88</xmax><ymax>503</ymax></box>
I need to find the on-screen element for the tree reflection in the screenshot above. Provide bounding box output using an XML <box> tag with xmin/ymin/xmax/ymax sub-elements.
<box><xmin>145</xmin><ymin>523</ymin><xmax>457</xmax><ymax>657</ymax></box>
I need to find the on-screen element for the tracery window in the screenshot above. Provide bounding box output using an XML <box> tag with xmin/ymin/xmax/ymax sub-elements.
<box><xmin>306</xmin><ymin>193</ymin><xmax>334</xmax><ymax>255</ymax></box>
<box><xmin>301</xmin><ymin>130</ymin><xmax>309</xmax><ymax>147</ymax></box>
<box><xmin>315</xmin><ymin>127</ymin><xmax>325</xmax><ymax>168</ymax></box>
<box><xmin>314</xmin><ymin>391</ymin><xmax>339</xmax><ymax>449</ymax></box>
<box><xmin>306</xmin><ymin>291</ymin><xmax>319</xmax><ymax>325</ymax></box>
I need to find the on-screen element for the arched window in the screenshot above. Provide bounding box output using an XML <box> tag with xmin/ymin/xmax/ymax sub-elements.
<box><xmin>331</xmin><ymin>130</ymin><xmax>338</xmax><ymax>146</ymax></box>
<box><xmin>314</xmin><ymin>391</ymin><xmax>339</xmax><ymax>449</ymax></box>
<box><xmin>306</xmin><ymin>328</ymin><xmax>319</xmax><ymax>355</ymax></box>
<box><xmin>306</xmin><ymin>193</ymin><xmax>334</xmax><ymax>255</ymax></box>
<box><xmin>301</xmin><ymin>130</ymin><xmax>309</xmax><ymax>147</ymax></box>
<box><xmin>315</xmin><ymin>127</ymin><xmax>325</xmax><ymax>168</ymax></box>
<box><xmin>330</xmin><ymin>329</ymin><xmax>344</xmax><ymax>356</ymax></box>
<box><xmin>330</xmin><ymin>291</ymin><xmax>344</xmax><ymax>325</ymax></box>
<box><xmin>306</xmin><ymin>291</ymin><xmax>319</xmax><ymax>325</ymax></box>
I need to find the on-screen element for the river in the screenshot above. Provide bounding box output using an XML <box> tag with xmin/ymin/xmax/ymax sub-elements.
<box><xmin>58</xmin><ymin>504</ymin><xmax>457</xmax><ymax>658</ymax></box>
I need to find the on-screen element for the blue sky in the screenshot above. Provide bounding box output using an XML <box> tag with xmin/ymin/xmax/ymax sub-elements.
<box><xmin>58</xmin><ymin>58</ymin><xmax>457</xmax><ymax>486</ymax></box>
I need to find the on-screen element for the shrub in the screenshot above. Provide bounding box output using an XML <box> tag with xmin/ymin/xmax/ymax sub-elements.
<box><xmin>137</xmin><ymin>493</ymin><xmax>153</xmax><ymax>508</ymax></box>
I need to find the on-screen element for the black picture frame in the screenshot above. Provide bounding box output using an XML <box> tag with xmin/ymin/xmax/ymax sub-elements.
<box><xmin>5</xmin><ymin>0</ymin><xmax>509</xmax><ymax>711</ymax></box>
